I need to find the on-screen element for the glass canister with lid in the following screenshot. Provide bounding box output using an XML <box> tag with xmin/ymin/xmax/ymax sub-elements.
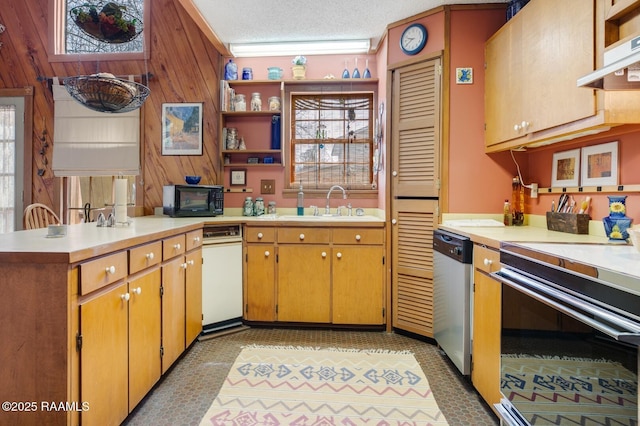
<box><xmin>254</xmin><ymin>197</ymin><xmax>265</xmax><ymax>216</ymax></box>
<box><xmin>268</xmin><ymin>96</ymin><xmax>281</xmax><ymax>111</ymax></box>
<box><xmin>234</xmin><ymin>94</ymin><xmax>246</xmax><ymax>111</ymax></box>
<box><xmin>243</xmin><ymin>197</ymin><xmax>254</xmax><ymax>216</ymax></box>
<box><xmin>250</xmin><ymin>93</ymin><xmax>262</xmax><ymax>111</ymax></box>
<box><xmin>267</xmin><ymin>201</ymin><xmax>277</xmax><ymax>215</ymax></box>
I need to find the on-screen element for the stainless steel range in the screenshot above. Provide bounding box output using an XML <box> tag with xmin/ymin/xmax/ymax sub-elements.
<box><xmin>492</xmin><ymin>242</ymin><xmax>640</xmax><ymax>426</ymax></box>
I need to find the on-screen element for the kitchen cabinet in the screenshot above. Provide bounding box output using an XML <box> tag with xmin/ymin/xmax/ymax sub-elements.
<box><xmin>243</xmin><ymin>222</ymin><xmax>385</xmax><ymax>325</ymax></box>
<box><xmin>185</xmin><ymin>230</ymin><xmax>203</xmax><ymax>345</ymax></box>
<box><xmin>483</xmin><ymin>0</ymin><xmax>640</xmax><ymax>151</ymax></box>
<box><xmin>220</xmin><ymin>80</ymin><xmax>283</xmax><ymax>168</ymax></box>
<box><xmin>471</xmin><ymin>244</ymin><xmax>502</xmax><ymax>411</ymax></box>
<box><xmin>244</xmin><ymin>226</ymin><xmax>277</xmax><ymax>321</ymax></box>
<box><xmin>332</xmin><ymin>228</ymin><xmax>385</xmax><ymax>325</ymax></box>
<box><xmin>277</xmin><ymin>227</ymin><xmax>332</xmax><ymax>322</ymax></box>
<box><xmin>161</xmin><ymin>235</ymin><xmax>187</xmax><ymax>373</ymax></box>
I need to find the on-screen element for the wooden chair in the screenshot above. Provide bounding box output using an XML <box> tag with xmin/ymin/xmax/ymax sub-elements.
<box><xmin>23</xmin><ymin>203</ymin><xmax>61</xmax><ymax>230</ymax></box>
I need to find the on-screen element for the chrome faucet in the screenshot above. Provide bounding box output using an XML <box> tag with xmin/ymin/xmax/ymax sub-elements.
<box><xmin>326</xmin><ymin>185</ymin><xmax>347</xmax><ymax>214</ymax></box>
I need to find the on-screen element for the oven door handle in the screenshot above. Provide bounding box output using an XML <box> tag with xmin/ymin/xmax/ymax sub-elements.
<box><xmin>492</xmin><ymin>268</ymin><xmax>640</xmax><ymax>345</ymax></box>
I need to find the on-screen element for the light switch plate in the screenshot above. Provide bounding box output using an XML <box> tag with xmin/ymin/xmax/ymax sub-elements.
<box><xmin>261</xmin><ymin>179</ymin><xmax>275</xmax><ymax>194</ymax></box>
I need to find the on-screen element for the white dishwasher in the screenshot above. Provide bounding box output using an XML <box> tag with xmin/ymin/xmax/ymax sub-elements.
<box><xmin>201</xmin><ymin>224</ymin><xmax>243</xmax><ymax>334</ymax></box>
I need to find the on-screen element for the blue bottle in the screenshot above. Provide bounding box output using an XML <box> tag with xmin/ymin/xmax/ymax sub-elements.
<box><xmin>270</xmin><ymin>115</ymin><xmax>281</xmax><ymax>150</ymax></box>
<box><xmin>224</xmin><ymin>59</ymin><xmax>238</xmax><ymax>80</ymax></box>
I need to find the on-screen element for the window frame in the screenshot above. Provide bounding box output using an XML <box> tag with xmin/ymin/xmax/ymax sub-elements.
<box><xmin>285</xmin><ymin>84</ymin><xmax>378</xmax><ymax>198</ymax></box>
<box><xmin>48</xmin><ymin>0</ymin><xmax>151</xmax><ymax>62</ymax></box>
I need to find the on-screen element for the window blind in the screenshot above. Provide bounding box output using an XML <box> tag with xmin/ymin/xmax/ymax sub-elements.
<box><xmin>52</xmin><ymin>78</ymin><xmax>141</xmax><ymax>176</ymax></box>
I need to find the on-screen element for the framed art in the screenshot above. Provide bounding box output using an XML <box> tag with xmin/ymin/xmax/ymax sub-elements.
<box><xmin>230</xmin><ymin>169</ymin><xmax>246</xmax><ymax>186</ymax></box>
<box><xmin>551</xmin><ymin>148</ymin><xmax>580</xmax><ymax>187</ymax></box>
<box><xmin>162</xmin><ymin>103</ymin><xmax>203</xmax><ymax>155</ymax></box>
<box><xmin>456</xmin><ymin>67</ymin><xmax>473</xmax><ymax>84</ymax></box>
<box><xmin>580</xmin><ymin>141</ymin><xmax>618</xmax><ymax>187</ymax></box>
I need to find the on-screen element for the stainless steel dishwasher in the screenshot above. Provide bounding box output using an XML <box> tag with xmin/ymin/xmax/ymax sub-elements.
<box><xmin>433</xmin><ymin>229</ymin><xmax>473</xmax><ymax>375</ymax></box>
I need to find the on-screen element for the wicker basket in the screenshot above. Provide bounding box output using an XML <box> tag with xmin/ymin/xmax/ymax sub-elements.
<box><xmin>63</xmin><ymin>75</ymin><xmax>150</xmax><ymax>113</ymax></box>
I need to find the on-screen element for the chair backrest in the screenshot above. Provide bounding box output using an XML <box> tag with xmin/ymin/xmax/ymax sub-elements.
<box><xmin>24</xmin><ymin>203</ymin><xmax>61</xmax><ymax>230</ymax></box>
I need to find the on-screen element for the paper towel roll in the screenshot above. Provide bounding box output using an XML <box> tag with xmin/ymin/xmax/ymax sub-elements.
<box><xmin>115</xmin><ymin>179</ymin><xmax>128</xmax><ymax>223</ymax></box>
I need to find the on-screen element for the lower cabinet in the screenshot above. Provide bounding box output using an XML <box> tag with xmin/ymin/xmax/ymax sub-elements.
<box><xmin>471</xmin><ymin>244</ymin><xmax>502</xmax><ymax>411</ymax></box>
<box><xmin>185</xmin><ymin>247</ymin><xmax>203</xmax><ymax>345</ymax></box>
<box><xmin>161</xmin><ymin>255</ymin><xmax>186</xmax><ymax>374</ymax></box>
<box><xmin>243</xmin><ymin>224</ymin><xmax>385</xmax><ymax>325</ymax></box>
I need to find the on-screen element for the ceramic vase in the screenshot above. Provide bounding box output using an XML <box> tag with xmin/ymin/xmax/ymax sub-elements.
<box><xmin>602</xmin><ymin>195</ymin><xmax>633</xmax><ymax>241</ymax></box>
<box><xmin>292</xmin><ymin>65</ymin><xmax>306</xmax><ymax>80</ymax></box>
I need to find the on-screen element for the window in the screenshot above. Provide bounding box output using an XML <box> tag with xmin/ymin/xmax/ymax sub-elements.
<box><xmin>0</xmin><ymin>105</ymin><xmax>16</xmax><ymax>233</ymax></box>
<box><xmin>290</xmin><ymin>92</ymin><xmax>374</xmax><ymax>190</ymax></box>
<box><xmin>51</xmin><ymin>0</ymin><xmax>147</xmax><ymax>58</ymax></box>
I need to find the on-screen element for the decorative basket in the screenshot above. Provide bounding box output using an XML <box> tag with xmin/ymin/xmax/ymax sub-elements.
<box><xmin>70</xmin><ymin>3</ymin><xmax>143</xmax><ymax>44</ymax></box>
<box><xmin>63</xmin><ymin>75</ymin><xmax>150</xmax><ymax>113</ymax></box>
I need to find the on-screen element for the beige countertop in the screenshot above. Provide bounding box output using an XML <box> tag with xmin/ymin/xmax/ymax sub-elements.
<box><xmin>0</xmin><ymin>212</ymin><xmax>384</xmax><ymax>263</ymax></box>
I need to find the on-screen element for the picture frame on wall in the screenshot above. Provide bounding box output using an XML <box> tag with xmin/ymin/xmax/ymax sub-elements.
<box><xmin>230</xmin><ymin>169</ymin><xmax>246</xmax><ymax>186</ymax></box>
<box><xmin>580</xmin><ymin>141</ymin><xmax>619</xmax><ymax>187</ymax></box>
<box><xmin>551</xmin><ymin>148</ymin><xmax>580</xmax><ymax>187</ymax></box>
<box><xmin>162</xmin><ymin>103</ymin><xmax>203</xmax><ymax>155</ymax></box>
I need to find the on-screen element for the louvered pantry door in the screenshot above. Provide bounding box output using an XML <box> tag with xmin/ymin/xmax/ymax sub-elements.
<box><xmin>391</xmin><ymin>57</ymin><xmax>441</xmax><ymax>197</ymax></box>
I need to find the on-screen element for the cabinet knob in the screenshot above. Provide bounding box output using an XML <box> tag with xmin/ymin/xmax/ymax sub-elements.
<box><xmin>146</xmin><ymin>252</ymin><xmax>154</xmax><ymax>260</ymax></box>
<box><xmin>264</xmin><ymin>250</ymin><xmax>270</xmax><ymax>257</ymax></box>
<box><xmin>132</xmin><ymin>287</ymin><xmax>142</xmax><ymax>295</ymax></box>
<box><xmin>174</xmin><ymin>243</ymin><xmax>181</xmax><ymax>250</ymax></box>
<box><xmin>392</xmin><ymin>171</ymin><xmax>398</xmax><ymax>177</ymax></box>
<box><xmin>187</xmin><ymin>259</ymin><xmax>195</xmax><ymax>266</ymax></box>
<box><xmin>257</xmin><ymin>232</ymin><xmax>263</xmax><ymax>239</ymax></box>
<box><xmin>321</xmin><ymin>251</ymin><xmax>327</xmax><ymax>258</ymax></box>
<box><xmin>336</xmin><ymin>252</ymin><xmax>342</xmax><ymax>259</ymax></box>
<box><xmin>105</xmin><ymin>265</ymin><xmax>116</xmax><ymax>274</ymax></box>
<box><xmin>514</xmin><ymin>123</ymin><xmax>521</xmax><ymax>132</ymax></box>
<box><xmin>521</xmin><ymin>120</ymin><xmax>529</xmax><ymax>130</ymax></box>
<box><xmin>391</xmin><ymin>219</ymin><xmax>397</xmax><ymax>225</ymax></box>
<box><xmin>121</xmin><ymin>293</ymin><xmax>130</xmax><ymax>301</ymax></box>
<box><xmin>355</xmin><ymin>234</ymin><xmax>361</xmax><ymax>241</ymax></box>
<box><xmin>194</xmin><ymin>236</ymin><xmax>200</xmax><ymax>243</ymax></box>
<box><xmin>483</xmin><ymin>258</ymin><xmax>492</xmax><ymax>266</ymax></box>
<box><xmin>181</xmin><ymin>262</ymin><xmax>188</xmax><ymax>269</ymax></box>
<box><xmin>299</xmin><ymin>233</ymin><xmax>305</xmax><ymax>240</ymax></box>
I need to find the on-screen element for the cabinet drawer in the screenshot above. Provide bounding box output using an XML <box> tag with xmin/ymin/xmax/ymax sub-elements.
<box><xmin>245</xmin><ymin>226</ymin><xmax>276</xmax><ymax>243</ymax></box>
<box><xmin>473</xmin><ymin>245</ymin><xmax>500</xmax><ymax>274</ymax></box>
<box><xmin>129</xmin><ymin>241</ymin><xmax>162</xmax><ymax>275</ymax></box>
<box><xmin>333</xmin><ymin>228</ymin><xmax>383</xmax><ymax>245</ymax></box>
<box><xmin>163</xmin><ymin>234</ymin><xmax>186</xmax><ymax>261</ymax></box>
<box><xmin>185</xmin><ymin>229</ymin><xmax>203</xmax><ymax>251</ymax></box>
<box><xmin>80</xmin><ymin>251</ymin><xmax>128</xmax><ymax>295</ymax></box>
<box><xmin>278</xmin><ymin>227</ymin><xmax>331</xmax><ymax>244</ymax></box>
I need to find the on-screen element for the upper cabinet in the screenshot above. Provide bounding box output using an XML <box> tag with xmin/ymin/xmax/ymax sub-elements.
<box><xmin>484</xmin><ymin>0</ymin><xmax>640</xmax><ymax>152</ymax></box>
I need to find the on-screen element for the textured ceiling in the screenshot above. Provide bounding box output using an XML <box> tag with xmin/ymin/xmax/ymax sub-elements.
<box><xmin>191</xmin><ymin>0</ymin><xmax>508</xmax><ymax>49</ymax></box>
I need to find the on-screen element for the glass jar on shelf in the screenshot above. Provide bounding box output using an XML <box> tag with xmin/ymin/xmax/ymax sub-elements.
<box><xmin>254</xmin><ymin>197</ymin><xmax>265</xmax><ymax>216</ymax></box>
<box><xmin>234</xmin><ymin>94</ymin><xmax>246</xmax><ymax>111</ymax></box>
<box><xmin>250</xmin><ymin>93</ymin><xmax>262</xmax><ymax>111</ymax></box>
<box><xmin>268</xmin><ymin>96</ymin><xmax>281</xmax><ymax>111</ymax></box>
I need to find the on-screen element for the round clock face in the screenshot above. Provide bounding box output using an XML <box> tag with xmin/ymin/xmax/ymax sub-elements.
<box><xmin>400</xmin><ymin>23</ymin><xmax>428</xmax><ymax>55</ymax></box>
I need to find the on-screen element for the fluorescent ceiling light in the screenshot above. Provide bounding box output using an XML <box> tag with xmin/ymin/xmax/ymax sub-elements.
<box><xmin>230</xmin><ymin>40</ymin><xmax>371</xmax><ymax>57</ymax></box>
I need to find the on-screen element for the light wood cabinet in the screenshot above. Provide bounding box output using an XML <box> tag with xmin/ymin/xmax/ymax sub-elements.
<box><xmin>471</xmin><ymin>244</ymin><xmax>502</xmax><ymax>411</ymax></box>
<box><xmin>161</xmin><ymin>250</ymin><xmax>186</xmax><ymax>373</ymax></box>
<box><xmin>243</xmin><ymin>223</ymin><xmax>385</xmax><ymax>325</ymax></box>
<box><xmin>79</xmin><ymin>282</ymin><xmax>129</xmax><ymax>426</ymax></box>
<box><xmin>185</xmin><ymin>229</ymin><xmax>203</xmax><ymax>345</ymax></box>
<box><xmin>244</xmin><ymin>226</ymin><xmax>277</xmax><ymax>321</ymax></box>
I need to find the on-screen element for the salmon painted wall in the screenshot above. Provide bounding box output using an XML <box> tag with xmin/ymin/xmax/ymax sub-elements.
<box><xmin>447</xmin><ymin>8</ymin><xmax>513</xmax><ymax>214</ymax></box>
<box><xmin>526</xmin><ymin>128</ymin><xmax>640</xmax><ymax>224</ymax></box>
<box><xmin>224</xmin><ymin>54</ymin><xmax>382</xmax><ymax>211</ymax></box>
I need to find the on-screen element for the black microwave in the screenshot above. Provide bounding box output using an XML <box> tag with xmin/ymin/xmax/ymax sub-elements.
<box><xmin>162</xmin><ymin>184</ymin><xmax>224</xmax><ymax>217</ymax></box>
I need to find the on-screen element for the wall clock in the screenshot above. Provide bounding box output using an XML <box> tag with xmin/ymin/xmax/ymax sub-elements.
<box><xmin>400</xmin><ymin>23</ymin><xmax>428</xmax><ymax>55</ymax></box>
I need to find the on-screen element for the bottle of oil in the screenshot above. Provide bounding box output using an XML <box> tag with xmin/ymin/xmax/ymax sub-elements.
<box><xmin>512</xmin><ymin>176</ymin><xmax>525</xmax><ymax>226</ymax></box>
<box><xmin>503</xmin><ymin>199</ymin><xmax>512</xmax><ymax>226</ymax></box>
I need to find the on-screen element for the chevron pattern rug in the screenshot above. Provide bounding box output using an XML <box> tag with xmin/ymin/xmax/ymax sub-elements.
<box><xmin>501</xmin><ymin>355</ymin><xmax>637</xmax><ymax>425</ymax></box>
<box><xmin>199</xmin><ymin>345</ymin><xmax>449</xmax><ymax>425</ymax></box>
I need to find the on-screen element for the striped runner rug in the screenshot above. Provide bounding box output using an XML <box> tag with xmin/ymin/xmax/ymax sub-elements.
<box><xmin>199</xmin><ymin>345</ymin><xmax>449</xmax><ymax>426</ymax></box>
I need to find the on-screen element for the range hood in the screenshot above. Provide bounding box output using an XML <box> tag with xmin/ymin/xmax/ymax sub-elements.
<box><xmin>577</xmin><ymin>34</ymin><xmax>640</xmax><ymax>90</ymax></box>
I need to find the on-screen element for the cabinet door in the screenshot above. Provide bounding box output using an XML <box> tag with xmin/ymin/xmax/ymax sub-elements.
<box><xmin>80</xmin><ymin>282</ymin><xmax>129</xmax><ymax>426</ymax></box>
<box><xmin>185</xmin><ymin>249</ymin><xmax>203</xmax><ymax>345</ymax></box>
<box><xmin>128</xmin><ymin>268</ymin><xmax>161</xmax><ymax>411</ymax></box>
<box><xmin>472</xmin><ymin>246</ymin><xmax>502</xmax><ymax>409</ymax></box>
<box><xmin>161</xmin><ymin>256</ymin><xmax>186</xmax><ymax>373</ymax></box>
<box><xmin>245</xmin><ymin>244</ymin><xmax>276</xmax><ymax>321</ymax></box>
<box><xmin>277</xmin><ymin>245</ymin><xmax>331</xmax><ymax>322</ymax></box>
<box><xmin>332</xmin><ymin>246</ymin><xmax>384</xmax><ymax>325</ymax></box>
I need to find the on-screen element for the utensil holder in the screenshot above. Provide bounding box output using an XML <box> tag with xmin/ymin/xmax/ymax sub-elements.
<box><xmin>546</xmin><ymin>212</ymin><xmax>590</xmax><ymax>234</ymax></box>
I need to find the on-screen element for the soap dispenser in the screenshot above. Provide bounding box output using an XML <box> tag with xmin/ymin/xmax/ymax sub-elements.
<box><xmin>297</xmin><ymin>184</ymin><xmax>304</xmax><ymax>216</ymax></box>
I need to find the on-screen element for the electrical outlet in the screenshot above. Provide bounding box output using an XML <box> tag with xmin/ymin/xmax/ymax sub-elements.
<box><xmin>261</xmin><ymin>179</ymin><xmax>275</xmax><ymax>194</ymax></box>
<box><xmin>530</xmin><ymin>183</ymin><xmax>538</xmax><ymax>198</ymax></box>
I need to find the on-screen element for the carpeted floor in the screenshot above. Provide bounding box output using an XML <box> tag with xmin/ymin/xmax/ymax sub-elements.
<box><xmin>199</xmin><ymin>345</ymin><xmax>449</xmax><ymax>425</ymax></box>
<box><xmin>123</xmin><ymin>328</ymin><xmax>498</xmax><ymax>426</ymax></box>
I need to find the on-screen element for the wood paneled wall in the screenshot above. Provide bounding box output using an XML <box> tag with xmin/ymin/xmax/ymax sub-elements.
<box><xmin>0</xmin><ymin>0</ymin><xmax>222</xmax><ymax>215</ymax></box>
